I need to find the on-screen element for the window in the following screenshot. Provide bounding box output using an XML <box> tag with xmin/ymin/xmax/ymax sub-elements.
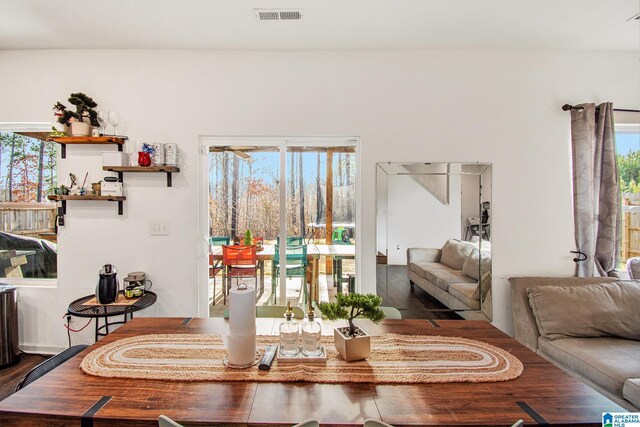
<box><xmin>0</xmin><ymin>123</ymin><xmax>57</xmax><ymax>280</ymax></box>
<box><xmin>616</xmin><ymin>118</ymin><xmax>640</xmax><ymax>267</ymax></box>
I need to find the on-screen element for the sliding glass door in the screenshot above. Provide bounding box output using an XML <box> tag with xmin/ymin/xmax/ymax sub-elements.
<box><xmin>205</xmin><ymin>138</ymin><xmax>357</xmax><ymax>316</ymax></box>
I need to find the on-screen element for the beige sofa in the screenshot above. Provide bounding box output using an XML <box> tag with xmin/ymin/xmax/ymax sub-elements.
<box><xmin>510</xmin><ymin>277</ymin><xmax>640</xmax><ymax>411</ymax></box>
<box><xmin>407</xmin><ymin>239</ymin><xmax>490</xmax><ymax>312</ymax></box>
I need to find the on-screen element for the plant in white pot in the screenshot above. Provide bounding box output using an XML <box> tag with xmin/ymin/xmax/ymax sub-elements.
<box><xmin>54</xmin><ymin>93</ymin><xmax>100</xmax><ymax>137</ymax></box>
<box><xmin>318</xmin><ymin>293</ymin><xmax>385</xmax><ymax>362</ymax></box>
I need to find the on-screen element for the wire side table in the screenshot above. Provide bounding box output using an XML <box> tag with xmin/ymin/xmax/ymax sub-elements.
<box><xmin>67</xmin><ymin>291</ymin><xmax>157</xmax><ymax>342</ymax></box>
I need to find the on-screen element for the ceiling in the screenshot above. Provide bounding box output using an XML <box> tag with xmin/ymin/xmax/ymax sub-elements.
<box><xmin>0</xmin><ymin>0</ymin><xmax>638</xmax><ymax>51</ymax></box>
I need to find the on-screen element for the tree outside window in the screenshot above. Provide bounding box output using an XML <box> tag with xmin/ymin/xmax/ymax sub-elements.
<box><xmin>0</xmin><ymin>130</ymin><xmax>57</xmax><ymax>279</ymax></box>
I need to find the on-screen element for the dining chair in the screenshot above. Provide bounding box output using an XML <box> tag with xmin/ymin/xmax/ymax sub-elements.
<box><xmin>222</xmin><ymin>245</ymin><xmax>258</xmax><ymax>304</ymax></box>
<box><xmin>379</xmin><ymin>306</ymin><xmax>402</xmax><ymax>319</ymax></box>
<box><xmin>16</xmin><ymin>344</ymin><xmax>88</xmax><ymax>391</ymax></box>
<box><xmin>364</xmin><ymin>419</ymin><xmax>394</xmax><ymax>427</ymax></box>
<box><xmin>272</xmin><ymin>244</ymin><xmax>308</xmax><ymax>304</ymax></box>
<box><xmin>223</xmin><ymin>305</ymin><xmax>305</xmax><ymax>319</ymax></box>
<box><xmin>158</xmin><ymin>415</ymin><xmax>183</xmax><ymax>427</ymax></box>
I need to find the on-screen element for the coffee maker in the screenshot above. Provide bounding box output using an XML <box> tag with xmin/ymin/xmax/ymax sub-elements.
<box><xmin>96</xmin><ymin>264</ymin><xmax>119</xmax><ymax>304</ymax></box>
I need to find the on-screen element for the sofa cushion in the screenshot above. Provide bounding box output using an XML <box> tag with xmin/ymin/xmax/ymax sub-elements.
<box><xmin>527</xmin><ymin>281</ymin><xmax>640</xmax><ymax>340</ymax></box>
<box><xmin>624</xmin><ymin>379</ymin><xmax>640</xmax><ymax>408</ymax></box>
<box><xmin>538</xmin><ymin>336</ymin><xmax>640</xmax><ymax>397</ymax></box>
<box><xmin>409</xmin><ymin>261</ymin><xmax>476</xmax><ymax>292</ymax></box>
<box><xmin>440</xmin><ymin>239</ymin><xmax>474</xmax><ymax>270</ymax></box>
<box><xmin>462</xmin><ymin>249</ymin><xmax>491</xmax><ymax>280</ymax></box>
<box><xmin>448</xmin><ymin>282</ymin><xmax>480</xmax><ymax>309</ymax></box>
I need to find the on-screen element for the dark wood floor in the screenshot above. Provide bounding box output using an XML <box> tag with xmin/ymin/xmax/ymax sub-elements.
<box><xmin>0</xmin><ymin>354</ymin><xmax>48</xmax><ymax>402</ymax></box>
<box><xmin>377</xmin><ymin>265</ymin><xmax>462</xmax><ymax>320</ymax></box>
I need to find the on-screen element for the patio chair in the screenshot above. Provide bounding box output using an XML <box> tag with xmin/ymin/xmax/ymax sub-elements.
<box><xmin>208</xmin><ymin>237</ymin><xmax>230</xmax><ymax>306</ymax></box>
<box><xmin>222</xmin><ymin>245</ymin><xmax>257</xmax><ymax>304</ymax></box>
<box><xmin>276</xmin><ymin>236</ymin><xmax>305</xmax><ymax>246</ymax></box>
<box><xmin>208</xmin><ymin>254</ymin><xmax>224</xmax><ymax>306</ymax></box>
<box><xmin>332</xmin><ymin>229</ymin><xmax>352</xmax><ymax>293</ymax></box>
<box><xmin>272</xmin><ymin>244</ymin><xmax>308</xmax><ymax>304</ymax></box>
<box><xmin>209</xmin><ymin>236</ymin><xmax>230</xmax><ymax>246</ymax></box>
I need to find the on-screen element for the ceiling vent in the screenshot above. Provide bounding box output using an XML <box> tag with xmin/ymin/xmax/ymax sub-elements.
<box><xmin>255</xmin><ymin>9</ymin><xmax>303</xmax><ymax>21</ymax></box>
<box><xmin>628</xmin><ymin>12</ymin><xmax>640</xmax><ymax>21</ymax></box>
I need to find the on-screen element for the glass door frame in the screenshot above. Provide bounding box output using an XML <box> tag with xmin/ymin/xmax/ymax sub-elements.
<box><xmin>198</xmin><ymin>136</ymin><xmax>360</xmax><ymax>315</ymax></box>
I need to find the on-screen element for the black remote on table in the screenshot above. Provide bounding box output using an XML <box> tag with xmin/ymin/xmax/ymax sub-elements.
<box><xmin>259</xmin><ymin>345</ymin><xmax>278</xmax><ymax>370</ymax></box>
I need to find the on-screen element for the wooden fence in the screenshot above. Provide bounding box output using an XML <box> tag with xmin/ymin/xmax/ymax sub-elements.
<box><xmin>622</xmin><ymin>193</ymin><xmax>640</xmax><ymax>261</ymax></box>
<box><xmin>0</xmin><ymin>202</ymin><xmax>56</xmax><ymax>243</ymax></box>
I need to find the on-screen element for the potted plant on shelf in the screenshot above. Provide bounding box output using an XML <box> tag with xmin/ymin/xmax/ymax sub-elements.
<box><xmin>54</xmin><ymin>93</ymin><xmax>100</xmax><ymax>137</ymax></box>
<box><xmin>318</xmin><ymin>293</ymin><xmax>385</xmax><ymax>362</ymax></box>
<box><xmin>138</xmin><ymin>143</ymin><xmax>155</xmax><ymax>167</ymax></box>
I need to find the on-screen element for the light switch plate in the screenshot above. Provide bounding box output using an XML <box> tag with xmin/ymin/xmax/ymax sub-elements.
<box><xmin>150</xmin><ymin>221</ymin><xmax>170</xmax><ymax>236</ymax></box>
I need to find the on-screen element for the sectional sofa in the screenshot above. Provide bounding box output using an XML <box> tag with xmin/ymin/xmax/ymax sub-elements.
<box><xmin>510</xmin><ymin>276</ymin><xmax>640</xmax><ymax>411</ymax></box>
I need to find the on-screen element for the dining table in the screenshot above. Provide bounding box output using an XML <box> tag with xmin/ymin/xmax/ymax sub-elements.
<box><xmin>0</xmin><ymin>317</ymin><xmax>623</xmax><ymax>426</ymax></box>
<box><xmin>210</xmin><ymin>243</ymin><xmax>356</xmax><ymax>303</ymax></box>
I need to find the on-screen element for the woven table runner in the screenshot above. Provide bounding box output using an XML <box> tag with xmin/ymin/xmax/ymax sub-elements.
<box><xmin>81</xmin><ymin>334</ymin><xmax>523</xmax><ymax>384</ymax></box>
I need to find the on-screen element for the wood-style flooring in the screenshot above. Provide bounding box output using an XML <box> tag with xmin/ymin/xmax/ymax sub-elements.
<box><xmin>0</xmin><ymin>354</ymin><xmax>48</xmax><ymax>402</ymax></box>
<box><xmin>377</xmin><ymin>265</ymin><xmax>462</xmax><ymax>320</ymax></box>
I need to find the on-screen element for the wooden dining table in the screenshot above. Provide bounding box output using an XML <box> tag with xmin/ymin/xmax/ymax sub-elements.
<box><xmin>0</xmin><ymin>317</ymin><xmax>623</xmax><ymax>426</ymax></box>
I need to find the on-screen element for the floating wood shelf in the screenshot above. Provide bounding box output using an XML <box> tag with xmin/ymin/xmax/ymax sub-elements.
<box><xmin>103</xmin><ymin>166</ymin><xmax>180</xmax><ymax>187</ymax></box>
<box><xmin>47</xmin><ymin>136</ymin><xmax>126</xmax><ymax>158</ymax></box>
<box><xmin>47</xmin><ymin>195</ymin><xmax>126</xmax><ymax>216</ymax></box>
<box><xmin>47</xmin><ymin>195</ymin><xmax>126</xmax><ymax>202</ymax></box>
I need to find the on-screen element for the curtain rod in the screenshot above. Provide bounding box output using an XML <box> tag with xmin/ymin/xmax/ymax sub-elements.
<box><xmin>562</xmin><ymin>104</ymin><xmax>640</xmax><ymax>113</ymax></box>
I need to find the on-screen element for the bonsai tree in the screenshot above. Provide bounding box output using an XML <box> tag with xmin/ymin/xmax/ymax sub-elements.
<box><xmin>318</xmin><ymin>293</ymin><xmax>385</xmax><ymax>337</ymax></box>
<box><xmin>54</xmin><ymin>92</ymin><xmax>99</xmax><ymax>127</ymax></box>
<box><xmin>244</xmin><ymin>229</ymin><xmax>253</xmax><ymax>246</ymax></box>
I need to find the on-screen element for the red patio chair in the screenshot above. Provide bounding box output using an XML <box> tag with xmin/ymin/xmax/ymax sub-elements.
<box><xmin>222</xmin><ymin>245</ymin><xmax>257</xmax><ymax>304</ymax></box>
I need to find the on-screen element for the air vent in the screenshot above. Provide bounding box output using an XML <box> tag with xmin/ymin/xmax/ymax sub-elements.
<box><xmin>628</xmin><ymin>12</ymin><xmax>640</xmax><ymax>21</ymax></box>
<box><xmin>279</xmin><ymin>11</ymin><xmax>302</xmax><ymax>20</ymax></box>
<box><xmin>255</xmin><ymin>9</ymin><xmax>303</xmax><ymax>21</ymax></box>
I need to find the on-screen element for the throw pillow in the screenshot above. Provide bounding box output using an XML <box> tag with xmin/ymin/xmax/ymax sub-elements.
<box><xmin>462</xmin><ymin>249</ymin><xmax>491</xmax><ymax>280</ymax></box>
<box><xmin>440</xmin><ymin>239</ymin><xmax>474</xmax><ymax>270</ymax></box>
<box><xmin>527</xmin><ymin>281</ymin><xmax>640</xmax><ymax>341</ymax></box>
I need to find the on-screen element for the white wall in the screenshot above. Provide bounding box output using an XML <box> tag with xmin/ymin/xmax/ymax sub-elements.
<box><xmin>0</xmin><ymin>49</ymin><xmax>637</xmax><ymax>350</ymax></box>
<box><xmin>386</xmin><ymin>173</ymin><xmax>461</xmax><ymax>264</ymax></box>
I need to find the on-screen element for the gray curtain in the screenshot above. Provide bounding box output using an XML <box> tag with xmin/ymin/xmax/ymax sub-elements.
<box><xmin>571</xmin><ymin>103</ymin><xmax>621</xmax><ymax>277</ymax></box>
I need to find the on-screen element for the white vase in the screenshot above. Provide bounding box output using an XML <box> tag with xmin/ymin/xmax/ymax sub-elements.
<box><xmin>71</xmin><ymin>121</ymin><xmax>91</xmax><ymax>137</ymax></box>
